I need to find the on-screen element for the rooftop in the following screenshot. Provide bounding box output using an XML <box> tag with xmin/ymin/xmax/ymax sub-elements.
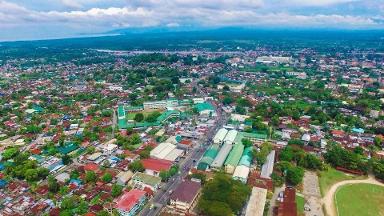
<box><xmin>115</xmin><ymin>189</ymin><xmax>146</xmax><ymax>212</ymax></box>
<box><xmin>141</xmin><ymin>158</ymin><xmax>172</xmax><ymax>172</ymax></box>
<box><xmin>170</xmin><ymin>180</ymin><xmax>201</xmax><ymax>203</ymax></box>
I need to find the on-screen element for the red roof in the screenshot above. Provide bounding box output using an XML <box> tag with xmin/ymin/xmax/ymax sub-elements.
<box><xmin>84</xmin><ymin>163</ymin><xmax>100</xmax><ymax>172</ymax></box>
<box><xmin>115</xmin><ymin>189</ymin><xmax>146</xmax><ymax>212</ymax></box>
<box><xmin>30</xmin><ymin>148</ymin><xmax>41</xmax><ymax>155</ymax></box>
<box><xmin>331</xmin><ymin>130</ymin><xmax>345</xmax><ymax>136</ymax></box>
<box><xmin>141</xmin><ymin>158</ymin><xmax>172</xmax><ymax>172</ymax></box>
<box><xmin>180</xmin><ymin>139</ymin><xmax>193</xmax><ymax>146</ymax></box>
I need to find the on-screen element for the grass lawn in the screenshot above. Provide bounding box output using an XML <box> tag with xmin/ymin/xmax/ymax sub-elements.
<box><xmin>296</xmin><ymin>195</ymin><xmax>305</xmax><ymax>216</ymax></box>
<box><xmin>240</xmin><ymin>65</ymin><xmax>294</xmax><ymax>73</ymax></box>
<box><xmin>335</xmin><ymin>183</ymin><xmax>384</xmax><ymax>216</ymax></box>
<box><xmin>126</xmin><ymin>111</ymin><xmax>161</xmax><ymax>120</ymax></box>
<box><xmin>318</xmin><ymin>168</ymin><xmax>362</xmax><ymax>196</ymax></box>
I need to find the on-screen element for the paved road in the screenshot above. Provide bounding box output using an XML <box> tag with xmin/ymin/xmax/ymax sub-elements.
<box><xmin>303</xmin><ymin>171</ymin><xmax>324</xmax><ymax>216</ymax></box>
<box><xmin>112</xmin><ymin>107</ymin><xmax>117</xmax><ymax>138</ymax></box>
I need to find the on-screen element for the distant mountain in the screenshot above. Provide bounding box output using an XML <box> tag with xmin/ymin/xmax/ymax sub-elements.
<box><xmin>0</xmin><ymin>28</ymin><xmax>383</xmax><ymax>56</ymax></box>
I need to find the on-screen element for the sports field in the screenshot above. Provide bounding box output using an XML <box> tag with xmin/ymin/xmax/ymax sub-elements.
<box><xmin>335</xmin><ymin>183</ymin><xmax>384</xmax><ymax>216</ymax></box>
<box><xmin>318</xmin><ymin>168</ymin><xmax>361</xmax><ymax>196</ymax></box>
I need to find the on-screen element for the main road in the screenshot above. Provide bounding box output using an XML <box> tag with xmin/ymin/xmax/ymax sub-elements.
<box><xmin>140</xmin><ymin>103</ymin><xmax>227</xmax><ymax>216</ymax></box>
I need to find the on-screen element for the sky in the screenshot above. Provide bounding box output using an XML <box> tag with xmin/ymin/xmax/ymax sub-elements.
<box><xmin>0</xmin><ymin>0</ymin><xmax>383</xmax><ymax>41</ymax></box>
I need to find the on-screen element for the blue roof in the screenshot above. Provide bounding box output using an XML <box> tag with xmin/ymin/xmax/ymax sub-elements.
<box><xmin>352</xmin><ymin>128</ymin><xmax>364</xmax><ymax>133</ymax></box>
<box><xmin>0</xmin><ymin>163</ymin><xmax>4</xmax><ymax>171</ymax></box>
<box><xmin>0</xmin><ymin>179</ymin><xmax>7</xmax><ymax>188</ymax></box>
<box><xmin>70</xmin><ymin>179</ymin><xmax>82</xmax><ymax>185</ymax></box>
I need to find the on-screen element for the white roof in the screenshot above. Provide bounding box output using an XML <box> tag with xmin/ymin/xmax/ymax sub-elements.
<box><xmin>150</xmin><ymin>142</ymin><xmax>177</xmax><ymax>159</ymax></box>
<box><xmin>104</xmin><ymin>144</ymin><xmax>118</xmax><ymax>151</ymax></box>
<box><xmin>211</xmin><ymin>143</ymin><xmax>232</xmax><ymax>168</ymax></box>
<box><xmin>55</xmin><ymin>172</ymin><xmax>70</xmax><ymax>182</ymax></box>
<box><xmin>233</xmin><ymin>165</ymin><xmax>250</xmax><ymax>180</ymax></box>
<box><xmin>87</xmin><ymin>152</ymin><xmax>102</xmax><ymax>161</ymax></box>
<box><xmin>260</xmin><ymin>150</ymin><xmax>275</xmax><ymax>179</ymax></box>
<box><xmin>301</xmin><ymin>134</ymin><xmax>311</xmax><ymax>142</ymax></box>
<box><xmin>224</xmin><ymin>130</ymin><xmax>238</xmax><ymax>144</ymax></box>
<box><xmin>116</xmin><ymin>171</ymin><xmax>134</xmax><ymax>184</ymax></box>
<box><xmin>165</xmin><ymin>136</ymin><xmax>178</xmax><ymax>145</ymax></box>
<box><xmin>163</xmin><ymin>149</ymin><xmax>184</xmax><ymax>161</ymax></box>
<box><xmin>213</xmin><ymin>128</ymin><xmax>228</xmax><ymax>144</ymax></box>
<box><xmin>245</xmin><ymin>187</ymin><xmax>267</xmax><ymax>216</ymax></box>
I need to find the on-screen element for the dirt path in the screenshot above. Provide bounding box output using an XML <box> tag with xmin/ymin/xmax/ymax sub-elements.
<box><xmin>322</xmin><ymin>175</ymin><xmax>384</xmax><ymax>216</ymax></box>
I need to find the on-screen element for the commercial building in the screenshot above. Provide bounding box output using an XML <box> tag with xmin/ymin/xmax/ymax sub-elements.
<box><xmin>233</xmin><ymin>165</ymin><xmax>250</xmax><ymax>183</ymax></box>
<box><xmin>224</xmin><ymin>130</ymin><xmax>238</xmax><ymax>145</ymax></box>
<box><xmin>115</xmin><ymin>189</ymin><xmax>147</xmax><ymax>216</ymax></box>
<box><xmin>168</xmin><ymin>180</ymin><xmax>201</xmax><ymax>215</ymax></box>
<box><xmin>211</xmin><ymin>142</ymin><xmax>232</xmax><ymax>169</ymax></box>
<box><xmin>150</xmin><ymin>142</ymin><xmax>184</xmax><ymax>162</ymax></box>
<box><xmin>239</xmin><ymin>146</ymin><xmax>253</xmax><ymax>167</ymax></box>
<box><xmin>194</xmin><ymin>102</ymin><xmax>216</xmax><ymax>117</ymax></box>
<box><xmin>245</xmin><ymin>187</ymin><xmax>267</xmax><ymax>216</ymax></box>
<box><xmin>225</xmin><ymin>143</ymin><xmax>244</xmax><ymax>174</ymax></box>
<box><xmin>197</xmin><ymin>144</ymin><xmax>220</xmax><ymax>171</ymax></box>
<box><xmin>131</xmin><ymin>172</ymin><xmax>162</xmax><ymax>192</ymax></box>
<box><xmin>213</xmin><ymin>128</ymin><xmax>228</xmax><ymax>144</ymax></box>
<box><xmin>256</xmin><ymin>56</ymin><xmax>292</xmax><ymax>64</ymax></box>
<box><xmin>143</xmin><ymin>99</ymin><xmax>179</xmax><ymax>110</ymax></box>
<box><xmin>141</xmin><ymin>158</ymin><xmax>173</xmax><ymax>177</ymax></box>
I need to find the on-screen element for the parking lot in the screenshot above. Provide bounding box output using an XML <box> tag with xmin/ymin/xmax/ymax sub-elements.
<box><xmin>303</xmin><ymin>171</ymin><xmax>324</xmax><ymax>216</ymax></box>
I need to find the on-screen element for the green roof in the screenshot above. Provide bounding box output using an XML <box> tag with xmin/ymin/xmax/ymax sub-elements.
<box><xmin>197</xmin><ymin>163</ymin><xmax>209</xmax><ymax>171</ymax></box>
<box><xmin>58</xmin><ymin>143</ymin><xmax>79</xmax><ymax>154</ymax></box>
<box><xmin>239</xmin><ymin>146</ymin><xmax>253</xmax><ymax>167</ymax></box>
<box><xmin>157</xmin><ymin>110</ymin><xmax>180</xmax><ymax>122</ymax></box>
<box><xmin>241</xmin><ymin>132</ymin><xmax>268</xmax><ymax>140</ymax></box>
<box><xmin>32</xmin><ymin>104</ymin><xmax>44</xmax><ymax>112</ymax></box>
<box><xmin>118</xmin><ymin>104</ymin><xmax>125</xmax><ymax>117</ymax></box>
<box><xmin>194</xmin><ymin>102</ymin><xmax>215</xmax><ymax>112</ymax></box>
<box><xmin>133</xmin><ymin>172</ymin><xmax>161</xmax><ymax>187</ymax></box>
<box><xmin>198</xmin><ymin>144</ymin><xmax>220</xmax><ymax>167</ymax></box>
<box><xmin>224</xmin><ymin>144</ymin><xmax>244</xmax><ymax>166</ymax></box>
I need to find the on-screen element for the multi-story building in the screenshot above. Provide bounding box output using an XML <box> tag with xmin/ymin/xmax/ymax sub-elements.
<box><xmin>115</xmin><ymin>189</ymin><xmax>147</xmax><ymax>216</ymax></box>
<box><xmin>167</xmin><ymin>180</ymin><xmax>201</xmax><ymax>215</ymax></box>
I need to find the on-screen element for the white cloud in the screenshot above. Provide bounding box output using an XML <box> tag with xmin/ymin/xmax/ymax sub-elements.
<box><xmin>283</xmin><ymin>0</ymin><xmax>359</xmax><ymax>7</ymax></box>
<box><xmin>61</xmin><ymin>0</ymin><xmax>83</xmax><ymax>9</ymax></box>
<box><xmin>0</xmin><ymin>0</ymin><xmax>383</xmax><ymax>40</ymax></box>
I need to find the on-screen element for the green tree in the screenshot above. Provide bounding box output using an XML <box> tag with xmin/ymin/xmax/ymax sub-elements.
<box><xmin>300</xmin><ymin>154</ymin><xmax>323</xmax><ymax>170</ymax></box>
<box><xmin>241</xmin><ymin>139</ymin><xmax>253</xmax><ymax>148</ymax></box>
<box><xmin>25</xmin><ymin>169</ymin><xmax>39</xmax><ymax>182</ymax></box>
<box><xmin>48</xmin><ymin>175</ymin><xmax>60</xmax><ymax>193</ymax></box>
<box><xmin>198</xmin><ymin>173</ymin><xmax>250</xmax><ymax>215</ymax></box>
<box><xmin>111</xmin><ymin>184</ymin><xmax>123</xmax><ymax>197</ymax></box>
<box><xmin>286</xmin><ymin>166</ymin><xmax>304</xmax><ymax>186</ymax></box>
<box><xmin>128</xmin><ymin>160</ymin><xmax>144</xmax><ymax>172</ymax></box>
<box><xmin>253</xmin><ymin>142</ymin><xmax>273</xmax><ymax>165</ymax></box>
<box><xmin>85</xmin><ymin>171</ymin><xmax>97</xmax><ymax>183</ymax></box>
<box><xmin>102</xmin><ymin>172</ymin><xmax>113</xmax><ymax>183</ymax></box>
<box><xmin>134</xmin><ymin>113</ymin><xmax>144</xmax><ymax>122</ymax></box>
<box><xmin>62</xmin><ymin>154</ymin><xmax>72</xmax><ymax>165</ymax></box>
<box><xmin>2</xmin><ymin>147</ymin><xmax>19</xmax><ymax>160</ymax></box>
